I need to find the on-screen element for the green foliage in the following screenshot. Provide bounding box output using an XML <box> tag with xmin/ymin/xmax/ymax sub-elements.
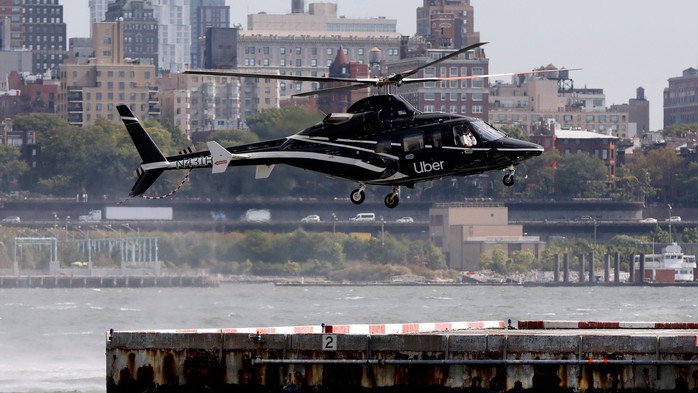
<box><xmin>682</xmin><ymin>227</ymin><xmax>698</xmax><ymax>243</ymax></box>
<box><xmin>554</xmin><ymin>152</ymin><xmax>609</xmax><ymax>198</ymax></box>
<box><xmin>480</xmin><ymin>247</ymin><xmax>508</xmax><ymax>273</ymax></box>
<box><xmin>0</xmin><ymin>145</ymin><xmax>29</xmax><ymax>191</ymax></box>
<box><xmin>245</xmin><ymin>106</ymin><xmax>324</xmax><ymax>140</ymax></box>
<box><xmin>677</xmin><ymin>162</ymin><xmax>698</xmax><ymax>204</ymax></box>
<box><xmin>627</xmin><ymin>147</ymin><xmax>685</xmax><ymax>202</ymax></box>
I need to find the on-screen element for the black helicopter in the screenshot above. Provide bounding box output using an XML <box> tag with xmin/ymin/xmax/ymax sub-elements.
<box><xmin>119</xmin><ymin>42</ymin><xmax>549</xmax><ymax>208</ymax></box>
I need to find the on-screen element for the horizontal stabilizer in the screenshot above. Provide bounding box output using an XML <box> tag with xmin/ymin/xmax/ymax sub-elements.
<box><xmin>255</xmin><ymin>165</ymin><xmax>275</xmax><ymax>179</ymax></box>
<box><xmin>130</xmin><ymin>169</ymin><xmax>165</xmax><ymax>197</ymax></box>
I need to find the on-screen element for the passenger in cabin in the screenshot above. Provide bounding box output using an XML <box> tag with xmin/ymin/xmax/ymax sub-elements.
<box><xmin>454</xmin><ymin>125</ymin><xmax>477</xmax><ymax>147</ymax></box>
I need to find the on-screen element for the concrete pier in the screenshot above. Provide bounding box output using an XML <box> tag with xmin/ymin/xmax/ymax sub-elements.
<box><xmin>106</xmin><ymin>320</ymin><xmax>698</xmax><ymax>392</ymax></box>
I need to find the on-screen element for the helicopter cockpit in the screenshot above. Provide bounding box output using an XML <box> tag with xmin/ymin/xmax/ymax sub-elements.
<box><xmin>467</xmin><ymin>119</ymin><xmax>506</xmax><ymax>142</ymax></box>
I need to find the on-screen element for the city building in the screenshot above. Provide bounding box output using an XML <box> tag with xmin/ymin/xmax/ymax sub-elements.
<box><xmin>190</xmin><ymin>0</ymin><xmax>229</xmax><ymax>69</ymax></box>
<box><xmin>0</xmin><ymin>0</ymin><xmax>68</xmax><ymax>75</ymax></box>
<box><xmin>192</xmin><ymin>2</ymin><xmax>405</xmax><ymax>128</ymax></box>
<box><xmin>318</xmin><ymin>46</ymin><xmax>370</xmax><ymax>114</ymax></box>
<box><xmin>0</xmin><ymin>71</ymin><xmax>57</xmax><ymax>120</ymax></box>
<box><xmin>89</xmin><ymin>0</ymin><xmax>111</xmax><ymax>37</ymax></box>
<box><xmin>386</xmin><ymin>43</ymin><xmax>488</xmax><ymax>119</ymax></box>
<box><xmin>157</xmin><ymin>71</ymin><xmax>241</xmax><ymax>136</ymax></box>
<box><xmin>57</xmin><ymin>19</ymin><xmax>159</xmax><ymax>127</ymax></box>
<box><xmin>488</xmin><ymin>69</ymin><xmax>634</xmax><ymax>139</ymax></box>
<box><xmin>529</xmin><ymin>119</ymin><xmax>619</xmax><ymax>179</ymax></box>
<box><xmin>23</xmin><ymin>0</ymin><xmax>67</xmax><ymax>75</ymax></box>
<box><xmin>386</xmin><ymin>0</ymin><xmax>488</xmax><ymax>120</ymax></box>
<box><xmin>664</xmin><ymin>67</ymin><xmax>698</xmax><ymax>128</ymax></box>
<box><xmin>429</xmin><ymin>203</ymin><xmax>544</xmax><ymax>271</ymax></box>
<box><xmin>416</xmin><ymin>0</ymin><xmax>481</xmax><ymax>49</ymax></box>
<box><xmin>105</xmin><ymin>0</ymin><xmax>159</xmax><ymax>70</ymax></box>
<box><xmin>153</xmin><ymin>0</ymin><xmax>191</xmax><ymax>73</ymax></box>
<box><xmin>247</xmin><ymin>2</ymin><xmax>396</xmax><ymax>34</ymax></box>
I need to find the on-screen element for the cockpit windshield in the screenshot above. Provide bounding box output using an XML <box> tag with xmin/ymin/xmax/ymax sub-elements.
<box><xmin>469</xmin><ymin>120</ymin><xmax>506</xmax><ymax>142</ymax></box>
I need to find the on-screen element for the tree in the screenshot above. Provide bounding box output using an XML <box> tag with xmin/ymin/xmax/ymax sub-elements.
<box><xmin>524</xmin><ymin>150</ymin><xmax>560</xmax><ymax>199</ymax></box>
<box><xmin>480</xmin><ymin>247</ymin><xmax>507</xmax><ymax>273</ymax></box>
<box><xmin>0</xmin><ymin>145</ymin><xmax>29</xmax><ymax>192</ymax></box>
<box><xmin>676</xmin><ymin>162</ymin><xmax>698</xmax><ymax>204</ymax></box>
<box><xmin>245</xmin><ymin>106</ymin><xmax>324</xmax><ymax>140</ymax></box>
<box><xmin>554</xmin><ymin>152</ymin><xmax>609</xmax><ymax>198</ymax></box>
<box><xmin>627</xmin><ymin>147</ymin><xmax>685</xmax><ymax>202</ymax></box>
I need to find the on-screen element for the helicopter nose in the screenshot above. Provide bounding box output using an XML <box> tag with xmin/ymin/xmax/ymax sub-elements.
<box><xmin>502</xmin><ymin>138</ymin><xmax>544</xmax><ymax>160</ymax></box>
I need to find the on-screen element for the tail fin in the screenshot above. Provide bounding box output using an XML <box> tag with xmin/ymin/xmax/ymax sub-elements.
<box><xmin>117</xmin><ymin>105</ymin><xmax>167</xmax><ymax>196</ymax></box>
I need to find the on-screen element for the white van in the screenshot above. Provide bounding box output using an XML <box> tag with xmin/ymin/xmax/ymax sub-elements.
<box><xmin>351</xmin><ymin>213</ymin><xmax>375</xmax><ymax>222</ymax></box>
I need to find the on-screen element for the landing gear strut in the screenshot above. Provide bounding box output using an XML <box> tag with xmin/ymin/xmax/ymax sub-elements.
<box><xmin>350</xmin><ymin>183</ymin><xmax>366</xmax><ymax>205</ymax></box>
<box><xmin>502</xmin><ymin>165</ymin><xmax>515</xmax><ymax>187</ymax></box>
<box><xmin>384</xmin><ymin>185</ymin><xmax>400</xmax><ymax>208</ymax></box>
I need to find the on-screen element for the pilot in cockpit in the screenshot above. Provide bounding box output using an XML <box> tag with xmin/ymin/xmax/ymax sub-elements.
<box><xmin>454</xmin><ymin>124</ymin><xmax>477</xmax><ymax>147</ymax></box>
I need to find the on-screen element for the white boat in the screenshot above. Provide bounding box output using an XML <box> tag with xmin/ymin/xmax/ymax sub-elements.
<box><xmin>633</xmin><ymin>243</ymin><xmax>697</xmax><ymax>282</ymax></box>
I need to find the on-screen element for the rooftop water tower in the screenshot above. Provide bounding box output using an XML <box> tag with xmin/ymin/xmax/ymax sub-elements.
<box><xmin>292</xmin><ymin>0</ymin><xmax>305</xmax><ymax>13</ymax></box>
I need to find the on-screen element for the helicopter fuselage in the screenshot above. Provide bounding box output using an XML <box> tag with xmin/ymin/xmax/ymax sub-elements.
<box><xmin>122</xmin><ymin>94</ymin><xmax>543</xmax><ymax>208</ymax></box>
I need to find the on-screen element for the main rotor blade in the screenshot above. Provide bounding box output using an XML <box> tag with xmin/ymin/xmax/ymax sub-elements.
<box><xmin>400</xmin><ymin>67</ymin><xmax>582</xmax><ymax>85</ymax></box>
<box><xmin>396</xmin><ymin>41</ymin><xmax>489</xmax><ymax>81</ymax></box>
<box><xmin>184</xmin><ymin>69</ymin><xmax>378</xmax><ymax>85</ymax></box>
<box><xmin>292</xmin><ymin>82</ymin><xmax>374</xmax><ymax>97</ymax></box>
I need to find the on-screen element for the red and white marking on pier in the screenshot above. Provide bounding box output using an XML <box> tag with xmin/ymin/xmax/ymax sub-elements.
<box><xmin>129</xmin><ymin>320</ymin><xmax>505</xmax><ymax>335</ymax></box>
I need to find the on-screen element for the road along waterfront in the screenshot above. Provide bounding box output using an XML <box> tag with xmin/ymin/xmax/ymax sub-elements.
<box><xmin>2</xmin><ymin>283</ymin><xmax>698</xmax><ymax>392</ymax></box>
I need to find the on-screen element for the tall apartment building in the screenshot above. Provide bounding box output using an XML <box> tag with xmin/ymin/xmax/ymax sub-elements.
<box><xmin>0</xmin><ymin>1</ymin><xmax>22</xmax><ymax>49</ymax></box>
<box><xmin>105</xmin><ymin>0</ymin><xmax>159</xmax><ymax>70</ymax></box>
<box><xmin>190</xmin><ymin>0</ymin><xmax>229</xmax><ymax>69</ymax></box>
<box><xmin>416</xmin><ymin>0</ymin><xmax>480</xmax><ymax>49</ymax></box>
<box><xmin>57</xmin><ymin>19</ymin><xmax>159</xmax><ymax>127</ymax></box>
<box><xmin>153</xmin><ymin>0</ymin><xmax>191</xmax><ymax>72</ymax></box>
<box><xmin>158</xmin><ymin>71</ymin><xmax>241</xmax><ymax>136</ymax></box>
<box><xmin>664</xmin><ymin>67</ymin><xmax>698</xmax><ymax>128</ymax></box>
<box><xmin>387</xmin><ymin>44</ymin><xmax>488</xmax><ymax>119</ymax></box>
<box><xmin>0</xmin><ymin>0</ymin><xmax>67</xmax><ymax>75</ymax></box>
<box><xmin>243</xmin><ymin>2</ymin><xmax>400</xmax><ymax>106</ymax></box>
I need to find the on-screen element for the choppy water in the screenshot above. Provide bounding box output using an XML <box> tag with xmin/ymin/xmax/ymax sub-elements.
<box><xmin>1</xmin><ymin>284</ymin><xmax>697</xmax><ymax>392</ymax></box>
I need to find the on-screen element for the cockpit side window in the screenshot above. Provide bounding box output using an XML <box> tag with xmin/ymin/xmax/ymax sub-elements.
<box><xmin>453</xmin><ymin>124</ymin><xmax>477</xmax><ymax>147</ymax></box>
<box><xmin>469</xmin><ymin>120</ymin><xmax>506</xmax><ymax>142</ymax></box>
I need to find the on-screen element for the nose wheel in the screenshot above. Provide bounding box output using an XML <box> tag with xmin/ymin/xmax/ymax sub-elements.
<box><xmin>384</xmin><ymin>186</ymin><xmax>400</xmax><ymax>208</ymax></box>
<box><xmin>502</xmin><ymin>165</ymin><xmax>515</xmax><ymax>187</ymax></box>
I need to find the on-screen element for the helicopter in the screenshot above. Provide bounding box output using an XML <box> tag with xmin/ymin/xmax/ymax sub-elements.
<box><xmin>119</xmin><ymin>42</ymin><xmax>553</xmax><ymax>208</ymax></box>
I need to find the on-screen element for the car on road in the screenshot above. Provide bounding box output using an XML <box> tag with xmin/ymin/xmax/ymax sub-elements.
<box><xmin>640</xmin><ymin>217</ymin><xmax>658</xmax><ymax>223</ymax></box>
<box><xmin>576</xmin><ymin>215</ymin><xmax>593</xmax><ymax>221</ymax></box>
<box><xmin>1</xmin><ymin>216</ymin><xmax>20</xmax><ymax>224</ymax></box>
<box><xmin>350</xmin><ymin>213</ymin><xmax>375</xmax><ymax>222</ymax></box>
<box><xmin>396</xmin><ymin>217</ymin><xmax>414</xmax><ymax>223</ymax></box>
<box><xmin>665</xmin><ymin>216</ymin><xmax>681</xmax><ymax>222</ymax></box>
<box><xmin>301</xmin><ymin>214</ymin><xmax>321</xmax><ymax>223</ymax></box>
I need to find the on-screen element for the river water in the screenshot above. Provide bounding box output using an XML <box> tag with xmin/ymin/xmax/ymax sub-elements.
<box><xmin>1</xmin><ymin>283</ymin><xmax>697</xmax><ymax>392</ymax></box>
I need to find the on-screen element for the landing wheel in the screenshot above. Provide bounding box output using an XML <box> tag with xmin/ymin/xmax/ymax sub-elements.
<box><xmin>384</xmin><ymin>194</ymin><xmax>399</xmax><ymax>208</ymax></box>
<box><xmin>350</xmin><ymin>189</ymin><xmax>365</xmax><ymax>204</ymax></box>
<box><xmin>502</xmin><ymin>175</ymin><xmax>514</xmax><ymax>187</ymax></box>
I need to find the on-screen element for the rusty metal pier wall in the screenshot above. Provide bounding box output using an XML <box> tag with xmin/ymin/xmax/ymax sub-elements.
<box><xmin>106</xmin><ymin>321</ymin><xmax>698</xmax><ymax>392</ymax></box>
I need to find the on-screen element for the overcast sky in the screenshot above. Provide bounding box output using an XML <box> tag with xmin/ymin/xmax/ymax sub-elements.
<box><xmin>62</xmin><ymin>0</ymin><xmax>698</xmax><ymax>131</ymax></box>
